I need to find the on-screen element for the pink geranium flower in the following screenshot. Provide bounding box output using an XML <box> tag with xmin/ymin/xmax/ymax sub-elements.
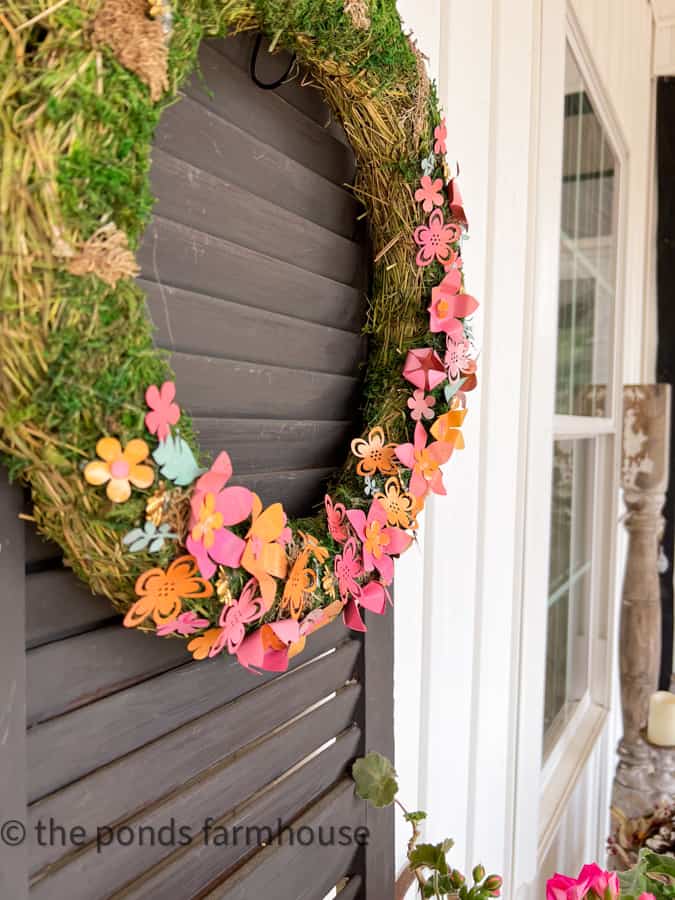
<box><xmin>156</xmin><ymin>611</ymin><xmax>211</xmax><ymax>637</ymax></box>
<box><xmin>407</xmin><ymin>389</ymin><xmax>436</xmax><ymax>422</ymax></box>
<box><xmin>185</xmin><ymin>452</ymin><xmax>253</xmax><ymax>579</ymax></box>
<box><xmin>145</xmin><ymin>381</ymin><xmax>180</xmax><ymax>441</ymax></box>
<box><xmin>577</xmin><ymin>865</ymin><xmax>619</xmax><ymax>899</ymax></box>
<box><xmin>210</xmin><ymin>578</ymin><xmax>265</xmax><ymax>657</ymax></box>
<box><xmin>445</xmin><ymin>334</ymin><xmax>473</xmax><ymax>380</ymax></box>
<box><xmin>434</xmin><ymin>118</ymin><xmax>447</xmax><ymax>154</ymax></box>
<box><xmin>429</xmin><ymin>287</ymin><xmax>479</xmax><ymax>337</ymax></box>
<box><xmin>546</xmin><ymin>874</ymin><xmax>591</xmax><ymax>900</ymax></box>
<box><xmin>334</xmin><ymin>537</ymin><xmax>364</xmax><ymax>602</ymax></box>
<box><xmin>346</xmin><ymin>500</ymin><xmax>412</xmax><ymax>585</ymax></box>
<box><xmin>325</xmin><ymin>494</ymin><xmax>349</xmax><ymax>543</ymax></box>
<box><xmin>638</xmin><ymin>894</ymin><xmax>656</xmax><ymax>899</ymax></box>
<box><xmin>414</xmin><ymin>175</ymin><xmax>444</xmax><ymax>213</ymax></box>
<box><xmin>395</xmin><ymin>422</ymin><xmax>454</xmax><ymax>498</ymax></box>
<box><xmin>413</xmin><ymin>209</ymin><xmax>462</xmax><ymax>267</ymax></box>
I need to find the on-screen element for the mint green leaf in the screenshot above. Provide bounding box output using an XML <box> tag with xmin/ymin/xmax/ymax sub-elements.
<box><xmin>352</xmin><ymin>753</ymin><xmax>398</xmax><ymax>807</ymax></box>
<box><xmin>444</xmin><ymin>378</ymin><xmax>466</xmax><ymax>403</ymax></box>
<box><xmin>404</xmin><ymin>810</ymin><xmax>428</xmax><ymax>824</ymax></box>
<box><xmin>153</xmin><ymin>435</ymin><xmax>203</xmax><ymax>486</ymax></box>
<box><xmin>409</xmin><ymin>842</ymin><xmax>449</xmax><ymax>875</ymax></box>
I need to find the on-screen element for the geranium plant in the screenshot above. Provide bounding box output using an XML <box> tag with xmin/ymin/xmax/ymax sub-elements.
<box><xmin>548</xmin><ymin>850</ymin><xmax>675</xmax><ymax>899</ymax></box>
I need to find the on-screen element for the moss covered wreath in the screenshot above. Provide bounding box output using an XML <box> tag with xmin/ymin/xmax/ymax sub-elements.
<box><xmin>0</xmin><ymin>0</ymin><xmax>479</xmax><ymax>670</ymax></box>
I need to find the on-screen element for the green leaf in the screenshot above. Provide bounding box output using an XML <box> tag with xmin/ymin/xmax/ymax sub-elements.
<box><xmin>444</xmin><ymin>378</ymin><xmax>466</xmax><ymax>403</ymax></box>
<box><xmin>352</xmin><ymin>752</ymin><xmax>398</xmax><ymax>807</ymax></box>
<box><xmin>404</xmin><ymin>810</ymin><xmax>428</xmax><ymax>824</ymax></box>
<box><xmin>409</xmin><ymin>842</ymin><xmax>449</xmax><ymax>875</ymax></box>
<box><xmin>152</xmin><ymin>435</ymin><xmax>203</xmax><ymax>486</ymax></box>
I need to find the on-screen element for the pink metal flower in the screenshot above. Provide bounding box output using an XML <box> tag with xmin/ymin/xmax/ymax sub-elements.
<box><xmin>434</xmin><ymin>118</ymin><xmax>447</xmax><ymax>155</ymax></box>
<box><xmin>395</xmin><ymin>421</ymin><xmax>454</xmax><ymax>498</ymax></box>
<box><xmin>546</xmin><ymin>874</ymin><xmax>591</xmax><ymax>900</ymax></box>
<box><xmin>343</xmin><ymin>579</ymin><xmax>391</xmax><ymax>632</ymax></box>
<box><xmin>156</xmin><ymin>611</ymin><xmax>211</xmax><ymax>637</ymax></box>
<box><xmin>325</xmin><ymin>494</ymin><xmax>349</xmax><ymax>543</ymax></box>
<box><xmin>346</xmin><ymin>500</ymin><xmax>412</xmax><ymax>585</ymax></box>
<box><xmin>145</xmin><ymin>381</ymin><xmax>180</xmax><ymax>441</ymax></box>
<box><xmin>334</xmin><ymin>536</ymin><xmax>364</xmax><ymax>602</ymax></box>
<box><xmin>407</xmin><ymin>389</ymin><xmax>436</xmax><ymax>422</ymax></box>
<box><xmin>448</xmin><ymin>178</ymin><xmax>468</xmax><ymax>228</ymax></box>
<box><xmin>402</xmin><ymin>348</ymin><xmax>446</xmax><ymax>392</ymax></box>
<box><xmin>577</xmin><ymin>865</ymin><xmax>619</xmax><ymax>899</ymax></box>
<box><xmin>185</xmin><ymin>452</ymin><xmax>254</xmax><ymax>579</ymax></box>
<box><xmin>429</xmin><ymin>286</ymin><xmax>479</xmax><ymax>337</ymax></box>
<box><xmin>414</xmin><ymin>175</ymin><xmax>444</xmax><ymax>213</ymax></box>
<box><xmin>413</xmin><ymin>209</ymin><xmax>461</xmax><ymax>267</ymax></box>
<box><xmin>445</xmin><ymin>334</ymin><xmax>473</xmax><ymax>381</ymax></box>
<box><xmin>210</xmin><ymin>578</ymin><xmax>266</xmax><ymax>656</ymax></box>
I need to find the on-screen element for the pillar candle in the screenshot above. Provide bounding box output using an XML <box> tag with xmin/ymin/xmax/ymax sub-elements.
<box><xmin>647</xmin><ymin>691</ymin><xmax>675</xmax><ymax>746</ymax></box>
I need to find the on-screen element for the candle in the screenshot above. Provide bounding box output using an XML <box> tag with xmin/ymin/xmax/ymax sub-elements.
<box><xmin>647</xmin><ymin>691</ymin><xmax>675</xmax><ymax>746</ymax></box>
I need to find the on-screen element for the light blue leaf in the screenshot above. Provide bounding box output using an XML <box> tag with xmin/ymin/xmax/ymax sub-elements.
<box><xmin>123</xmin><ymin>527</ymin><xmax>146</xmax><ymax>546</ymax></box>
<box><xmin>143</xmin><ymin>521</ymin><xmax>158</xmax><ymax>536</ymax></box>
<box><xmin>148</xmin><ymin>537</ymin><xmax>165</xmax><ymax>553</ymax></box>
<box><xmin>444</xmin><ymin>378</ymin><xmax>466</xmax><ymax>403</ymax></box>
<box><xmin>152</xmin><ymin>434</ymin><xmax>204</xmax><ymax>486</ymax></box>
<box><xmin>130</xmin><ymin>536</ymin><xmax>150</xmax><ymax>552</ymax></box>
<box><xmin>421</xmin><ymin>151</ymin><xmax>436</xmax><ymax>177</ymax></box>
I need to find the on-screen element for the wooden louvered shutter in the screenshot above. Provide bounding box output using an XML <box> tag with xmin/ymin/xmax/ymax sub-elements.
<box><xmin>0</xmin><ymin>31</ymin><xmax>394</xmax><ymax>900</ymax></box>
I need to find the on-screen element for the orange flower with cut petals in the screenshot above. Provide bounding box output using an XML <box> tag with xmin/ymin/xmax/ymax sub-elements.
<box><xmin>85</xmin><ymin>437</ymin><xmax>154</xmax><ymax>503</ymax></box>
<box><xmin>430</xmin><ymin>408</ymin><xmax>467</xmax><ymax>449</ymax></box>
<box><xmin>281</xmin><ymin>556</ymin><xmax>317</xmax><ymax>620</ymax></box>
<box><xmin>191</xmin><ymin>492</ymin><xmax>224</xmax><ymax>549</ymax></box>
<box><xmin>187</xmin><ymin>628</ymin><xmax>224</xmax><ymax>660</ymax></box>
<box><xmin>375</xmin><ymin>477</ymin><xmax>418</xmax><ymax>530</ymax></box>
<box><xmin>124</xmin><ymin>555</ymin><xmax>213</xmax><ymax>629</ymax></box>
<box><xmin>241</xmin><ymin>494</ymin><xmax>288</xmax><ymax>607</ymax></box>
<box><xmin>351</xmin><ymin>427</ymin><xmax>398</xmax><ymax>477</ymax></box>
<box><xmin>298</xmin><ymin>531</ymin><xmax>329</xmax><ymax>565</ymax></box>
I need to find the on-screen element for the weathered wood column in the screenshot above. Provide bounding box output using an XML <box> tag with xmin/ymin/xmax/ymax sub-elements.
<box><xmin>612</xmin><ymin>384</ymin><xmax>673</xmax><ymax>818</ymax></box>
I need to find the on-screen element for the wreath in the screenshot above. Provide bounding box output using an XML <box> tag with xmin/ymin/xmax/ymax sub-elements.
<box><xmin>0</xmin><ymin>0</ymin><xmax>479</xmax><ymax>671</ymax></box>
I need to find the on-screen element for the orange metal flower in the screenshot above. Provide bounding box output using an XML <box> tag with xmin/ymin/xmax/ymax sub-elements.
<box><xmin>430</xmin><ymin>408</ymin><xmax>467</xmax><ymax>448</ymax></box>
<box><xmin>375</xmin><ymin>477</ymin><xmax>418</xmax><ymax>529</ymax></box>
<box><xmin>240</xmin><ymin>494</ymin><xmax>288</xmax><ymax>607</ymax></box>
<box><xmin>187</xmin><ymin>628</ymin><xmax>224</xmax><ymax>661</ymax></box>
<box><xmin>123</xmin><ymin>554</ymin><xmax>213</xmax><ymax>629</ymax></box>
<box><xmin>351</xmin><ymin>426</ymin><xmax>398</xmax><ymax>477</ymax></box>
<box><xmin>281</xmin><ymin>557</ymin><xmax>317</xmax><ymax>620</ymax></box>
<box><xmin>85</xmin><ymin>437</ymin><xmax>154</xmax><ymax>503</ymax></box>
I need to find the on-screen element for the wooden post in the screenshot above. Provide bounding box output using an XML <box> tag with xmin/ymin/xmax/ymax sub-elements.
<box><xmin>612</xmin><ymin>384</ymin><xmax>672</xmax><ymax>818</ymax></box>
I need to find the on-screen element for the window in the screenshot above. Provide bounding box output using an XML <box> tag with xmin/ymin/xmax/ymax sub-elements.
<box><xmin>543</xmin><ymin>44</ymin><xmax>620</xmax><ymax>754</ymax></box>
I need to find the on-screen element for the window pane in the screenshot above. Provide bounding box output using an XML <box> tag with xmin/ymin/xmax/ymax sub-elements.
<box><xmin>544</xmin><ymin>439</ymin><xmax>594</xmax><ymax>748</ymax></box>
<box><xmin>555</xmin><ymin>47</ymin><xmax>618</xmax><ymax>417</ymax></box>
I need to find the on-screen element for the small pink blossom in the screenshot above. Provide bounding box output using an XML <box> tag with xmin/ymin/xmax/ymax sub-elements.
<box><xmin>402</xmin><ymin>348</ymin><xmax>446</xmax><ymax>392</ymax></box>
<box><xmin>334</xmin><ymin>536</ymin><xmax>364</xmax><ymax>602</ymax></box>
<box><xmin>434</xmin><ymin>118</ymin><xmax>447</xmax><ymax>155</ymax></box>
<box><xmin>445</xmin><ymin>334</ymin><xmax>473</xmax><ymax>380</ymax></box>
<box><xmin>414</xmin><ymin>175</ymin><xmax>444</xmax><ymax>213</ymax></box>
<box><xmin>210</xmin><ymin>578</ymin><xmax>265</xmax><ymax>657</ymax></box>
<box><xmin>448</xmin><ymin>178</ymin><xmax>468</xmax><ymax>228</ymax></box>
<box><xmin>156</xmin><ymin>611</ymin><xmax>210</xmax><ymax>637</ymax></box>
<box><xmin>546</xmin><ymin>874</ymin><xmax>591</xmax><ymax>900</ymax></box>
<box><xmin>638</xmin><ymin>894</ymin><xmax>656</xmax><ymax>899</ymax></box>
<box><xmin>395</xmin><ymin>421</ymin><xmax>453</xmax><ymax>499</ymax></box>
<box><xmin>346</xmin><ymin>499</ymin><xmax>412</xmax><ymax>585</ymax></box>
<box><xmin>413</xmin><ymin>209</ymin><xmax>462</xmax><ymax>267</ymax></box>
<box><xmin>407</xmin><ymin>389</ymin><xmax>436</xmax><ymax>422</ymax></box>
<box><xmin>429</xmin><ymin>285</ymin><xmax>479</xmax><ymax>337</ymax></box>
<box><xmin>577</xmin><ymin>865</ymin><xmax>619</xmax><ymax>899</ymax></box>
<box><xmin>145</xmin><ymin>381</ymin><xmax>180</xmax><ymax>441</ymax></box>
<box><xmin>325</xmin><ymin>494</ymin><xmax>349</xmax><ymax>543</ymax></box>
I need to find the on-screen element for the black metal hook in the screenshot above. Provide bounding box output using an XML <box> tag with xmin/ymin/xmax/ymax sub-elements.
<box><xmin>249</xmin><ymin>33</ymin><xmax>296</xmax><ymax>90</ymax></box>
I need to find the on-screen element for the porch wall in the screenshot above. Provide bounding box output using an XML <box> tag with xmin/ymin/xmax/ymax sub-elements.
<box><xmin>393</xmin><ymin>0</ymin><xmax>656</xmax><ymax>895</ymax></box>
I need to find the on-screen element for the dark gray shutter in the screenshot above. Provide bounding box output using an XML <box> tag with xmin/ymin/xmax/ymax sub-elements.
<box><xmin>0</xmin><ymin>31</ymin><xmax>394</xmax><ymax>900</ymax></box>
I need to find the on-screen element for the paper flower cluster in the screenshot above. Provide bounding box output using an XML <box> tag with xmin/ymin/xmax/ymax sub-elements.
<box><xmin>82</xmin><ymin>115</ymin><xmax>479</xmax><ymax>672</ymax></box>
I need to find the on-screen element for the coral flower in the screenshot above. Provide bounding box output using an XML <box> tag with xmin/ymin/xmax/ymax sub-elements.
<box><xmin>429</xmin><ymin>287</ymin><xmax>479</xmax><ymax>337</ymax></box>
<box><xmin>434</xmin><ymin>118</ymin><xmax>447</xmax><ymax>154</ymax></box>
<box><xmin>407</xmin><ymin>389</ymin><xmax>436</xmax><ymax>422</ymax></box>
<box><xmin>375</xmin><ymin>477</ymin><xmax>418</xmax><ymax>529</ymax></box>
<box><xmin>240</xmin><ymin>494</ymin><xmax>288</xmax><ymax>607</ymax></box>
<box><xmin>124</xmin><ymin>555</ymin><xmax>213</xmax><ymax>629</ymax></box>
<box><xmin>85</xmin><ymin>437</ymin><xmax>154</xmax><ymax>503</ymax></box>
<box><xmin>351</xmin><ymin>426</ymin><xmax>398</xmax><ymax>477</ymax></box>
<box><xmin>413</xmin><ymin>209</ymin><xmax>461</xmax><ymax>267</ymax></box>
<box><xmin>546</xmin><ymin>874</ymin><xmax>591</xmax><ymax>900</ymax></box>
<box><xmin>414</xmin><ymin>175</ymin><xmax>444</xmax><ymax>212</ymax></box>
<box><xmin>325</xmin><ymin>494</ymin><xmax>349</xmax><ymax>543</ymax></box>
<box><xmin>187</xmin><ymin>628</ymin><xmax>225</xmax><ymax>661</ymax></box>
<box><xmin>156</xmin><ymin>611</ymin><xmax>211</xmax><ymax>637</ymax></box>
<box><xmin>347</xmin><ymin>500</ymin><xmax>412</xmax><ymax>585</ymax></box>
<box><xmin>395</xmin><ymin>422</ymin><xmax>453</xmax><ymax>498</ymax></box>
<box><xmin>431</xmin><ymin>408</ymin><xmax>467</xmax><ymax>449</ymax></box>
<box><xmin>210</xmin><ymin>578</ymin><xmax>266</xmax><ymax>656</ymax></box>
<box><xmin>145</xmin><ymin>381</ymin><xmax>180</xmax><ymax>441</ymax></box>
<box><xmin>448</xmin><ymin>178</ymin><xmax>468</xmax><ymax>228</ymax></box>
<box><xmin>445</xmin><ymin>334</ymin><xmax>473</xmax><ymax>381</ymax></box>
<box><xmin>334</xmin><ymin>537</ymin><xmax>364</xmax><ymax>602</ymax></box>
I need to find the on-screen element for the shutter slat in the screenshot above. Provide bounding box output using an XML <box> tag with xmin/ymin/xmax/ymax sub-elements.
<box><xmin>29</xmin><ymin>690</ymin><xmax>360</xmax><ymax>899</ymax></box>
<box><xmin>170</xmin><ymin>351</ymin><xmax>360</xmax><ymax>419</ymax></box>
<box><xmin>184</xmin><ymin>43</ymin><xmax>355</xmax><ymax>185</ymax></box>
<box><xmin>26</xmin><ymin>570</ymin><xmax>118</xmax><ymax>650</ymax></box>
<box><xmin>193</xmin><ymin>417</ymin><xmax>353</xmax><ymax>474</ymax></box>
<box><xmin>149</xmin><ymin>148</ymin><xmax>360</xmax><ymax>284</ymax></box>
<box><xmin>229</xmin><ymin>468</ymin><xmax>337</xmax><ymax>516</ymax></box>
<box><xmin>27</xmin><ymin>618</ymin><xmax>349</xmax><ymax>802</ymax></box>
<box><xmin>110</xmin><ymin>730</ymin><xmax>361</xmax><ymax>900</ymax></box>
<box><xmin>153</xmin><ymin>99</ymin><xmax>357</xmax><ymax>237</ymax></box>
<box><xmin>26</xmin><ymin>627</ymin><xmax>189</xmax><ymax>727</ymax></box>
<box><xmin>28</xmin><ymin>640</ymin><xmax>361</xmax><ymax>876</ymax></box>
<box><xmin>138</xmin><ymin>219</ymin><xmax>364</xmax><ymax>332</ymax></box>
<box><xmin>144</xmin><ymin>280</ymin><xmax>366</xmax><ymax>375</ymax></box>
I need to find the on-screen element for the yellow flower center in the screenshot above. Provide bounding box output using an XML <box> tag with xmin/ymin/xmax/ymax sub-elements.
<box><xmin>192</xmin><ymin>492</ymin><xmax>224</xmax><ymax>549</ymax></box>
<box><xmin>364</xmin><ymin>521</ymin><xmax>390</xmax><ymax>559</ymax></box>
